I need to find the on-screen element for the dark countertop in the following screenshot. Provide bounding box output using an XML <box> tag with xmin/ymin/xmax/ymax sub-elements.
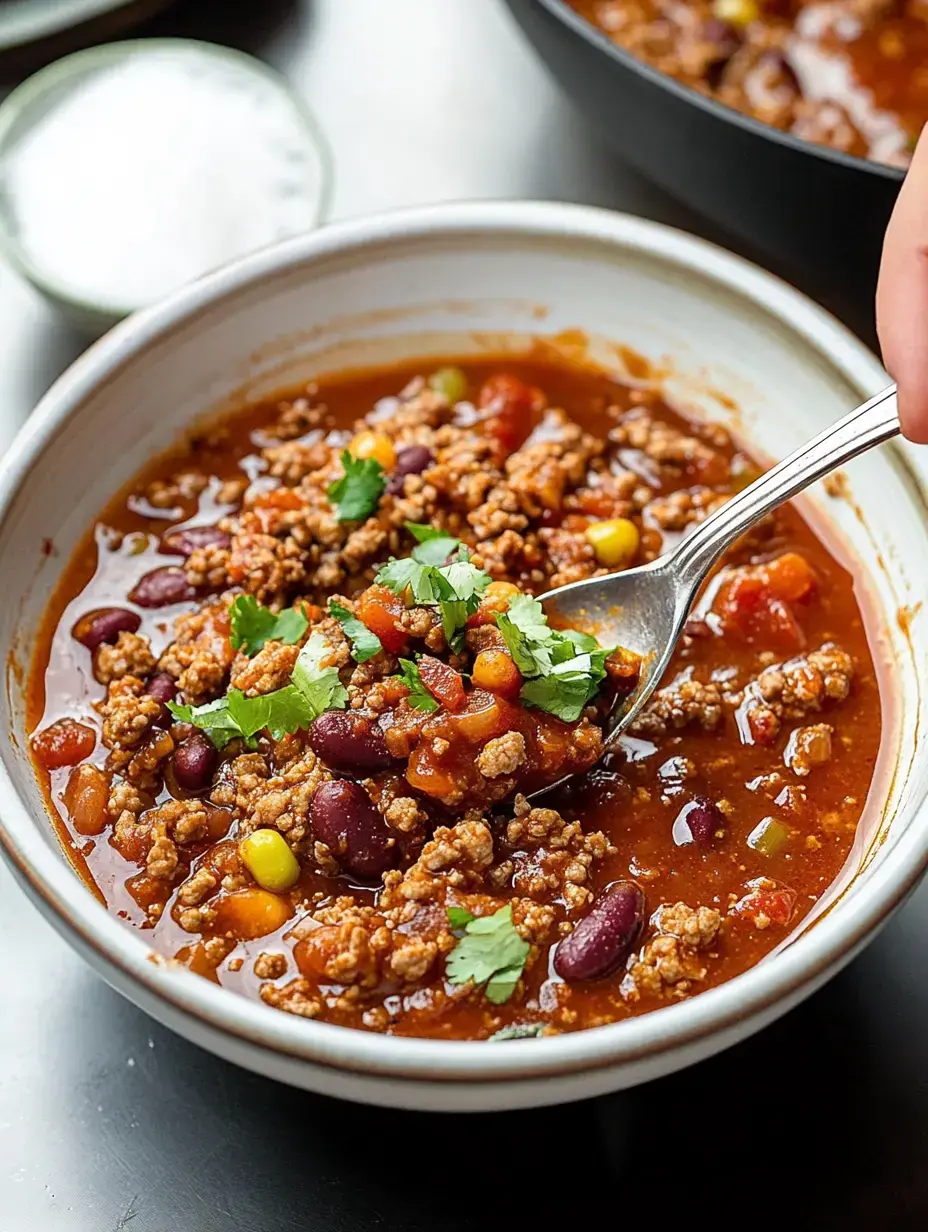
<box><xmin>1</xmin><ymin>2</ymin><xmax>923</xmax><ymax>1228</ymax></box>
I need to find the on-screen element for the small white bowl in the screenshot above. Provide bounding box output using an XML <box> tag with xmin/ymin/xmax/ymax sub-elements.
<box><xmin>0</xmin><ymin>38</ymin><xmax>332</xmax><ymax>335</ymax></box>
<box><xmin>1</xmin><ymin>203</ymin><xmax>926</xmax><ymax>1112</ymax></box>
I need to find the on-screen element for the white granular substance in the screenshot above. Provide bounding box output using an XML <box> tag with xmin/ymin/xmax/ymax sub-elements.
<box><xmin>3</xmin><ymin>47</ymin><xmax>325</xmax><ymax>308</ymax></box>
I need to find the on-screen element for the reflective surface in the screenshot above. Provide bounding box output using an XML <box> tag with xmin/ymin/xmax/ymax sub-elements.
<box><xmin>0</xmin><ymin>1</ymin><xmax>923</xmax><ymax>1228</ymax></box>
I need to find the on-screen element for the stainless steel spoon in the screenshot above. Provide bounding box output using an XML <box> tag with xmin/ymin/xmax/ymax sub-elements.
<box><xmin>535</xmin><ymin>383</ymin><xmax>899</xmax><ymax>787</ymax></box>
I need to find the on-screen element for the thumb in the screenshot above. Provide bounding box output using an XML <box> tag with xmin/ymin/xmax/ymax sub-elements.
<box><xmin>876</xmin><ymin>127</ymin><xmax>928</xmax><ymax>444</ymax></box>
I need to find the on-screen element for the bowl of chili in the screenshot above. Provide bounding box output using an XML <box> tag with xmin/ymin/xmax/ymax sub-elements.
<box><xmin>0</xmin><ymin>202</ymin><xmax>926</xmax><ymax>1111</ymax></box>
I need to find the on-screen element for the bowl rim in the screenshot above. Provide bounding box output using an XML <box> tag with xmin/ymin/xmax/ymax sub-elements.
<box><xmin>0</xmin><ymin>200</ymin><xmax>921</xmax><ymax>1085</ymax></box>
<box><xmin>526</xmin><ymin>0</ymin><xmax>905</xmax><ymax>184</ymax></box>
<box><xmin>0</xmin><ymin>37</ymin><xmax>334</xmax><ymax>326</ymax></box>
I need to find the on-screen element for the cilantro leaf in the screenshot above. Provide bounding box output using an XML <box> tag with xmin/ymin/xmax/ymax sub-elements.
<box><xmin>446</xmin><ymin>904</ymin><xmax>530</xmax><ymax>1004</ymax></box>
<box><xmin>488</xmin><ymin>1023</ymin><xmax>545</xmax><ymax>1041</ymax></box>
<box><xmin>169</xmin><ymin>632</ymin><xmax>348</xmax><ymax>750</ymax></box>
<box><xmin>396</xmin><ymin>658</ymin><xmax>439</xmax><ymax>712</ymax></box>
<box><xmin>166</xmin><ymin>697</ymin><xmax>243</xmax><ymax>750</ymax></box>
<box><xmin>495</xmin><ymin>595</ymin><xmax>616</xmax><ymax>721</ymax></box>
<box><xmin>229</xmin><ymin>594</ymin><xmax>308</xmax><ymax>657</ymax></box>
<box><xmin>496</xmin><ymin>594</ymin><xmax>554</xmax><ymax>676</ymax></box>
<box><xmin>327</xmin><ymin>449</ymin><xmax>386</xmax><ymax>522</ymax></box>
<box><xmin>329</xmin><ymin>600</ymin><xmax>382</xmax><ymax>663</ymax></box>
<box><xmin>447</xmin><ymin>906</ymin><xmax>476</xmax><ymax>929</ymax></box>
<box><xmin>291</xmin><ymin>631</ymin><xmax>349</xmax><ymax>717</ymax></box>
<box><xmin>519</xmin><ymin>648</ymin><xmax>610</xmax><ymax>722</ymax></box>
<box><xmin>406</xmin><ymin>521</ymin><xmax>461</xmax><ymax>567</ymax></box>
<box><xmin>375</xmin><ymin>540</ymin><xmax>491</xmax><ymax>651</ymax></box>
<box><xmin>376</xmin><ymin>555</ymin><xmax>430</xmax><ymax>599</ymax></box>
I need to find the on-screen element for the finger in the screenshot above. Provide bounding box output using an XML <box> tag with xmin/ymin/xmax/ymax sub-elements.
<box><xmin>877</xmin><ymin>128</ymin><xmax>928</xmax><ymax>442</ymax></box>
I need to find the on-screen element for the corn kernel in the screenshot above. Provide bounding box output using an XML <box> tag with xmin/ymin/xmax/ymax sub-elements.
<box><xmin>585</xmin><ymin>518</ymin><xmax>640</xmax><ymax>569</ymax></box>
<box><xmin>712</xmin><ymin>0</ymin><xmax>759</xmax><ymax>25</ymax></box>
<box><xmin>428</xmin><ymin>366</ymin><xmax>468</xmax><ymax>404</ymax></box>
<box><xmin>349</xmin><ymin>430</ymin><xmax>396</xmax><ymax>472</ymax></box>
<box><xmin>239</xmin><ymin>828</ymin><xmax>301</xmax><ymax>893</ymax></box>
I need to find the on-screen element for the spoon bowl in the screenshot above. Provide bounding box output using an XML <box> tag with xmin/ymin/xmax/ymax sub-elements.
<box><xmin>534</xmin><ymin>383</ymin><xmax>900</xmax><ymax>796</ymax></box>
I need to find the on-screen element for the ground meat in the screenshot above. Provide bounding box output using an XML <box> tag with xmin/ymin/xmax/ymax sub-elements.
<box><xmin>94</xmin><ymin>631</ymin><xmax>155</xmax><ymax>684</ymax></box>
<box><xmin>739</xmin><ymin>643</ymin><xmax>854</xmax><ymax>745</ymax></box>
<box><xmin>240</xmin><ymin>751</ymin><xmax>330</xmax><ymax>853</ymax></box>
<box><xmin>230</xmin><ymin>638</ymin><xmax>300</xmax><ymax>695</ymax></box>
<box><xmin>259</xmin><ymin>978</ymin><xmax>322</xmax><ymax>1018</ymax></box>
<box><xmin>176</xmin><ymin>864</ymin><xmax>219</xmax><ymax>907</ymax></box>
<box><xmin>96</xmin><ymin>675</ymin><xmax>162</xmax><ymax>751</ymax></box>
<box><xmin>254</xmin><ymin>951</ymin><xmax>288</xmax><ymax>980</ymax></box>
<box><xmin>645</xmin><ymin>486</ymin><xmax>728</xmax><ymax>532</ymax></box>
<box><xmin>784</xmin><ymin>723</ymin><xmax>834</xmax><ymax>776</ymax></box>
<box><xmin>477</xmin><ymin>731</ymin><xmax>526</xmax><ymax>778</ymax></box>
<box><xmin>158</xmin><ymin>601</ymin><xmax>235</xmax><ymax>705</ymax></box>
<box><xmin>505</xmin><ymin>795</ymin><xmax>615</xmax><ymax>914</ymax></box>
<box><xmin>624</xmin><ymin>902</ymin><xmax>722</xmax><ymax>1001</ymax></box>
<box><xmin>610</xmin><ymin>410</ymin><xmax>725</xmax><ymax>477</ymax></box>
<box><xmin>630</xmin><ymin>669</ymin><xmax>723</xmax><ymax>737</ymax></box>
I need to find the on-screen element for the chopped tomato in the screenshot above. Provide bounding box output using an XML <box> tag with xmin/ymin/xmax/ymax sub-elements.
<box><xmin>356</xmin><ymin>585</ymin><xmax>408</xmax><ymax>654</ymax></box>
<box><xmin>715</xmin><ymin>553</ymin><xmax>814</xmax><ymax>652</ymax></box>
<box><xmin>418</xmin><ymin>655</ymin><xmax>466</xmax><ymax>711</ymax></box>
<box><xmin>32</xmin><ymin>719</ymin><xmax>96</xmax><ymax>770</ymax></box>
<box><xmin>477</xmin><ymin>374</ymin><xmax>543</xmax><ymax>456</ymax></box>
<box><xmin>730</xmin><ymin>878</ymin><xmax>797</xmax><ymax>929</ymax></box>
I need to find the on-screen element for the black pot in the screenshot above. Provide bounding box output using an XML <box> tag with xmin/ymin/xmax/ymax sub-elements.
<box><xmin>502</xmin><ymin>0</ymin><xmax>903</xmax><ymax>321</ymax></box>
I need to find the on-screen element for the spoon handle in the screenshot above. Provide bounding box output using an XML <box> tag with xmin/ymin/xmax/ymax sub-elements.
<box><xmin>671</xmin><ymin>384</ymin><xmax>900</xmax><ymax>591</ymax></box>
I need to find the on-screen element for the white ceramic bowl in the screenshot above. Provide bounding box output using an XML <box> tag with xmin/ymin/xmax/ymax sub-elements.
<box><xmin>1</xmin><ymin>203</ymin><xmax>926</xmax><ymax>1112</ymax></box>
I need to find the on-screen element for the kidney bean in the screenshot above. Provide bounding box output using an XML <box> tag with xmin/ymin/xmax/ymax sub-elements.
<box><xmin>72</xmin><ymin>607</ymin><xmax>141</xmax><ymax>651</ymax></box>
<box><xmin>129</xmin><ymin>566</ymin><xmax>195</xmax><ymax>608</ymax></box>
<box><xmin>672</xmin><ymin>796</ymin><xmax>725</xmax><ymax>848</ymax></box>
<box><xmin>145</xmin><ymin>671</ymin><xmax>178</xmax><ymax>728</ymax></box>
<box><xmin>173</xmin><ymin>731</ymin><xmax>218</xmax><ymax>792</ymax></box>
<box><xmin>386</xmin><ymin>444</ymin><xmax>434</xmax><ymax>494</ymax></box>
<box><xmin>310</xmin><ymin>779</ymin><xmax>396</xmax><ymax>880</ymax></box>
<box><xmin>308</xmin><ymin>711</ymin><xmax>395</xmax><ymax>773</ymax></box>
<box><xmin>160</xmin><ymin>525</ymin><xmax>231</xmax><ymax>557</ymax></box>
<box><xmin>553</xmin><ymin>881</ymin><xmax>646</xmax><ymax>982</ymax></box>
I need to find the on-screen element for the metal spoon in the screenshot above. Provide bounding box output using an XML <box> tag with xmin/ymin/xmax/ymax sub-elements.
<box><xmin>534</xmin><ymin>383</ymin><xmax>899</xmax><ymax>788</ymax></box>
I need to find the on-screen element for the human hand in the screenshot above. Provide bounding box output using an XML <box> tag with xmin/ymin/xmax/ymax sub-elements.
<box><xmin>877</xmin><ymin>127</ymin><xmax>928</xmax><ymax>442</ymax></box>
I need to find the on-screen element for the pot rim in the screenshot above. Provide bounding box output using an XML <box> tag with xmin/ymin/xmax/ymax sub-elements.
<box><xmin>0</xmin><ymin>200</ymin><xmax>918</xmax><ymax>1085</ymax></box>
<box><xmin>528</xmin><ymin>0</ymin><xmax>904</xmax><ymax>184</ymax></box>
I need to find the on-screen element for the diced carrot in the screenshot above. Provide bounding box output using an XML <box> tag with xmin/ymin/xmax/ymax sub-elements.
<box><xmin>32</xmin><ymin>719</ymin><xmax>96</xmax><ymax>770</ymax></box>
<box><xmin>450</xmin><ymin>690</ymin><xmax>519</xmax><ymax>742</ymax></box>
<box><xmin>761</xmin><ymin>552</ymin><xmax>816</xmax><ymax>603</ymax></box>
<box><xmin>356</xmin><ymin>585</ymin><xmax>408</xmax><ymax>654</ymax></box>
<box><xmin>253</xmin><ymin>487</ymin><xmax>305</xmax><ymax>512</ymax></box>
<box><xmin>212</xmin><ymin>888</ymin><xmax>293</xmax><ymax>940</ymax></box>
<box><xmin>418</xmin><ymin>655</ymin><xmax>466</xmax><ymax>711</ymax></box>
<box><xmin>64</xmin><ymin>763</ymin><xmax>110</xmax><ymax>836</ymax></box>
<box><xmin>471</xmin><ymin>649</ymin><xmax>522</xmax><ymax>699</ymax></box>
<box><xmin>405</xmin><ymin>745</ymin><xmax>459</xmax><ymax>798</ymax></box>
<box><xmin>126</xmin><ymin>871</ymin><xmax>170</xmax><ymax>916</ymax></box>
